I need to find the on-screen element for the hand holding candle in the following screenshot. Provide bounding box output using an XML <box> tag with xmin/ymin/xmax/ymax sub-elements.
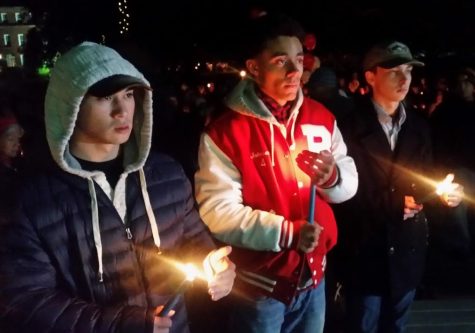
<box><xmin>295</xmin><ymin>150</ymin><xmax>330</xmax><ymax>252</ymax></box>
<box><xmin>297</xmin><ymin>222</ymin><xmax>324</xmax><ymax>253</ymax></box>
<box><xmin>153</xmin><ymin>308</ymin><xmax>173</xmax><ymax>333</ymax></box>
<box><xmin>436</xmin><ymin>173</ymin><xmax>464</xmax><ymax>208</ymax></box>
<box><xmin>296</xmin><ymin>150</ymin><xmax>336</xmax><ymax>187</ymax></box>
<box><xmin>203</xmin><ymin>246</ymin><xmax>236</xmax><ymax>301</ymax></box>
<box><xmin>403</xmin><ymin>195</ymin><xmax>423</xmax><ymax>220</ymax></box>
<box><xmin>157</xmin><ymin>263</ymin><xmax>199</xmax><ymax>317</ymax></box>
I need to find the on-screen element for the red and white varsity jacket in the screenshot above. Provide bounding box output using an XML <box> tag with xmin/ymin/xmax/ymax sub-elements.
<box><xmin>195</xmin><ymin>79</ymin><xmax>358</xmax><ymax>304</ymax></box>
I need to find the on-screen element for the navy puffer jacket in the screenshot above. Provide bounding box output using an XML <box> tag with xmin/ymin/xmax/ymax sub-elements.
<box><xmin>0</xmin><ymin>153</ymin><xmax>215</xmax><ymax>333</ymax></box>
<box><xmin>0</xmin><ymin>42</ymin><xmax>217</xmax><ymax>333</ymax></box>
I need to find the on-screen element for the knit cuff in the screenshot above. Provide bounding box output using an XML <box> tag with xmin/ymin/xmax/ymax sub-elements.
<box><xmin>320</xmin><ymin>166</ymin><xmax>339</xmax><ymax>189</ymax></box>
<box><xmin>280</xmin><ymin>219</ymin><xmax>307</xmax><ymax>249</ymax></box>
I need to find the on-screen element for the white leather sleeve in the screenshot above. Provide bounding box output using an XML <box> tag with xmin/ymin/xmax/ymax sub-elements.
<box><xmin>195</xmin><ymin>134</ymin><xmax>288</xmax><ymax>252</ymax></box>
<box><xmin>317</xmin><ymin>121</ymin><xmax>358</xmax><ymax>203</ymax></box>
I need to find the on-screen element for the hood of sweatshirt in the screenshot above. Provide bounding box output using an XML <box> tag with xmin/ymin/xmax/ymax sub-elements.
<box><xmin>44</xmin><ymin>41</ymin><xmax>153</xmax><ymax>177</ymax></box>
<box><xmin>225</xmin><ymin>78</ymin><xmax>304</xmax><ymax>165</ymax></box>
<box><xmin>225</xmin><ymin>78</ymin><xmax>303</xmax><ymax>125</ymax></box>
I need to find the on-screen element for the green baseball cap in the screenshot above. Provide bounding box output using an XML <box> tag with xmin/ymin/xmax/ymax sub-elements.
<box><xmin>363</xmin><ymin>41</ymin><xmax>424</xmax><ymax>72</ymax></box>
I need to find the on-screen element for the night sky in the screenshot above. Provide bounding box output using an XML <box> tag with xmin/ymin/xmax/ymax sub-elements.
<box><xmin>130</xmin><ymin>0</ymin><xmax>475</xmax><ymax>63</ymax></box>
<box><xmin>9</xmin><ymin>0</ymin><xmax>475</xmax><ymax>66</ymax></box>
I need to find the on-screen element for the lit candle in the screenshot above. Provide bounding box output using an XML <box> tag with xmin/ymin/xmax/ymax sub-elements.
<box><xmin>416</xmin><ymin>173</ymin><xmax>457</xmax><ymax>204</ymax></box>
<box><xmin>435</xmin><ymin>173</ymin><xmax>457</xmax><ymax>197</ymax></box>
<box><xmin>157</xmin><ymin>263</ymin><xmax>199</xmax><ymax>317</ymax></box>
<box><xmin>308</xmin><ymin>183</ymin><xmax>317</xmax><ymax>225</ymax></box>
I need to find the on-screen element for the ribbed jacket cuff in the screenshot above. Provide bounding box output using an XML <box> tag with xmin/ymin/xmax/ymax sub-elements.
<box><xmin>320</xmin><ymin>166</ymin><xmax>339</xmax><ymax>189</ymax></box>
<box><xmin>280</xmin><ymin>219</ymin><xmax>307</xmax><ymax>249</ymax></box>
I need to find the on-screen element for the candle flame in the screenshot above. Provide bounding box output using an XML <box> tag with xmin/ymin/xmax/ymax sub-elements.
<box><xmin>435</xmin><ymin>173</ymin><xmax>457</xmax><ymax>196</ymax></box>
<box><xmin>175</xmin><ymin>263</ymin><xmax>199</xmax><ymax>281</ymax></box>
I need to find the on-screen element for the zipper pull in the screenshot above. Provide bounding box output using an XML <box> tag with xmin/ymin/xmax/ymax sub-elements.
<box><xmin>125</xmin><ymin>227</ymin><xmax>133</xmax><ymax>240</ymax></box>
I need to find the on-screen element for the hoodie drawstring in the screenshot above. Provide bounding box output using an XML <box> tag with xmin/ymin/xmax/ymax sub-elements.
<box><xmin>269</xmin><ymin>123</ymin><xmax>275</xmax><ymax>167</ymax></box>
<box><xmin>269</xmin><ymin>113</ymin><xmax>298</xmax><ymax>167</ymax></box>
<box><xmin>88</xmin><ymin>178</ymin><xmax>103</xmax><ymax>283</ymax></box>
<box><xmin>289</xmin><ymin>113</ymin><xmax>297</xmax><ymax>151</ymax></box>
<box><xmin>88</xmin><ymin>168</ymin><xmax>160</xmax><ymax>283</ymax></box>
<box><xmin>139</xmin><ymin>168</ymin><xmax>161</xmax><ymax>253</ymax></box>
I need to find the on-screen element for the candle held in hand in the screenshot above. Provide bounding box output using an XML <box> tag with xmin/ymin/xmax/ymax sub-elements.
<box><xmin>435</xmin><ymin>173</ymin><xmax>457</xmax><ymax>197</ymax></box>
<box><xmin>308</xmin><ymin>183</ymin><xmax>317</xmax><ymax>225</ymax></box>
<box><xmin>158</xmin><ymin>263</ymin><xmax>198</xmax><ymax>317</ymax></box>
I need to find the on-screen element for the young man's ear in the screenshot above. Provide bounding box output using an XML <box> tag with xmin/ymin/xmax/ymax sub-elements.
<box><xmin>246</xmin><ymin>59</ymin><xmax>259</xmax><ymax>77</ymax></box>
<box><xmin>364</xmin><ymin>70</ymin><xmax>375</xmax><ymax>88</ymax></box>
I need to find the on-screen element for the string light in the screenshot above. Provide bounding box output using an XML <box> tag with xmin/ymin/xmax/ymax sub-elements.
<box><xmin>117</xmin><ymin>0</ymin><xmax>131</xmax><ymax>37</ymax></box>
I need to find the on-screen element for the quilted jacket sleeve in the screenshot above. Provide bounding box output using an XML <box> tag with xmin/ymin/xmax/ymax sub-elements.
<box><xmin>0</xmin><ymin>191</ymin><xmax>154</xmax><ymax>333</ymax></box>
<box><xmin>168</xmin><ymin>157</ymin><xmax>217</xmax><ymax>262</ymax></box>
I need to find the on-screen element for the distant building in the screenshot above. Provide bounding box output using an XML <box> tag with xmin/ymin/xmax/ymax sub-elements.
<box><xmin>0</xmin><ymin>6</ymin><xmax>35</xmax><ymax>68</ymax></box>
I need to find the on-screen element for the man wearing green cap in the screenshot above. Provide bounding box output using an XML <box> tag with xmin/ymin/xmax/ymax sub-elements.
<box><xmin>334</xmin><ymin>41</ymin><xmax>464</xmax><ymax>333</ymax></box>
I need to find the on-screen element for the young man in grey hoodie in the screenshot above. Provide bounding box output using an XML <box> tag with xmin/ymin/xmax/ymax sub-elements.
<box><xmin>0</xmin><ymin>42</ymin><xmax>235</xmax><ymax>333</ymax></box>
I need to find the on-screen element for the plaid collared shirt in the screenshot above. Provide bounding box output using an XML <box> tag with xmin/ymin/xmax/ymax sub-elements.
<box><xmin>255</xmin><ymin>88</ymin><xmax>292</xmax><ymax>124</ymax></box>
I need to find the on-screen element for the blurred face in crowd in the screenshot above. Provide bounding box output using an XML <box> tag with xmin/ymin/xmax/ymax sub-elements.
<box><xmin>365</xmin><ymin>64</ymin><xmax>413</xmax><ymax>106</ymax></box>
<box><xmin>247</xmin><ymin>36</ymin><xmax>304</xmax><ymax>106</ymax></box>
<box><xmin>455</xmin><ymin>74</ymin><xmax>475</xmax><ymax>102</ymax></box>
<box><xmin>0</xmin><ymin>125</ymin><xmax>23</xmax><ymax>161</ymax></box>
<box><xmin>72</xmin><ymin>87</ymin><xmax>136</xmax><ymax>148</ymax></box>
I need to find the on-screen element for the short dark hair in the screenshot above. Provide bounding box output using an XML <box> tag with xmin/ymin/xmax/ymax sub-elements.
<box><xmin>243</xmin><ymin>13</ymin><xmax>305</xmax><ymax>60</ymax></box>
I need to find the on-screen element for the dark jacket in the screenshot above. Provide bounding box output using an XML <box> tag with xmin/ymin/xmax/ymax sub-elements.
<box><xmin>0</xmin><ymin>153</ymin><xmax>215</xmax><ymax>333</ymax></box>
<box><xmin>431</xmin><ymin>97</ymin><xmax>475</xmax><ymax>173</ymax></box>
<box><xmin>0</xmin><ymin>42</ymin><xmax>217</xmax><ymax>333</ymax></box>
<box><xmin>0</xmin><ymin>164</ymin><xmax>19</xmax><ymax>226</ymax></box>
<box><xmin>334</xmin><ymin>97</ymin><xmax>432</xmax><ymax>299</ymax></box>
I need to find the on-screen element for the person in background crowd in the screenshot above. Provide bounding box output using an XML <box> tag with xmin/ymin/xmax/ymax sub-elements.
<box><xmin>334</xmin><ymin>40</ymin><xmax>464</xmax><ymax>333</ymax></box>
<box><xmin>0</xmin><ymin>42</ymin><xmax>235</xmax><ymax>333</ymax></box>
<box><xmin>195</xmin><ymin>13</ymin><xmax>358</xmax><ymax>333</ymax></box>
<box><xmin>306</xmin><ymin>66</ymin><xmax>354</xmax><ymax>123</ymax></box>
<box><xmin>347</xmin><ymin>72</ymin><xmax>361</xmax><ymax>95</ymax></box>
<box><xmin>0</xmin><ymin>115</ymin><xmax>23</xmax><ymax>170</ymax></box>
<box><xmin>301</xmin><ymin>53</ymin><xmax>321</xmax><ymax>87</ymax></box>
<box><xmin>0</xmin><ymin>112</ymin><xmax>24</xmax><ymax>226</ymax></box>
<box><xmin>428</xmin><ymin>67</ymin><xmax>475</xmax><ymax>257</ymax></box>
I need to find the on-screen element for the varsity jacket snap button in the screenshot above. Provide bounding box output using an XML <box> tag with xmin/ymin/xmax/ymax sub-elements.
<box><xmin>309</xmin><ymin>257</ymin><xmax>314</xmax><ymax>264</ymax></box>
<box><xmin>313</xmin><ymin>270</ymin><xmax>317</xmax><ymax>276</ymax></box>
<box><xmin>388</xmin><ymin>246</ymin><xmax>395</xmax><ymax>255</ymax></box>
